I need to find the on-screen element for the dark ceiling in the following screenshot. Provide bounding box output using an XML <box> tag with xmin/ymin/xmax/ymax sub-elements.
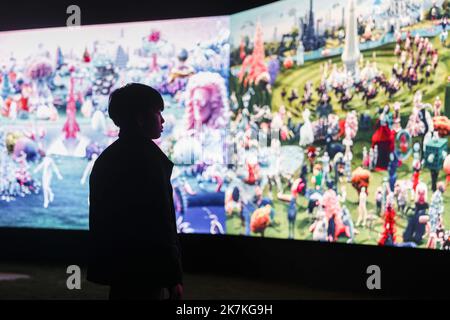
<box><xmin>0</xmin><ymin>0</ymin><xmax>278</xmax><ymax>31</ymax></box>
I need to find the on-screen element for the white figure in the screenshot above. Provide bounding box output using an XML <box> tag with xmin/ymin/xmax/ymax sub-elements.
<box><xmin>9</xmin><ymin>100</ymin><xmax>17</xmax><ymax>120</ymax></box>
<box><xmin>427</xmin><ymin>183</ymin><xmax>445</xmax><ymax>249</ymax></box>
<box><xmin>80</xmin><ymin>153</ymin><xmax>99</xmax><ymax>205</ymax></box>
<box><xmin>422</xmin><ymin>103</ymin><xmax>435</xmax><ymax>134</ymax></box>
<box><xmin>34</xmin><ymin>155</ymin><xmax>63</xmax><ymax>208</ymax></box>
<box><xmin>343</xmin><ymin>135</ymin><xmax>353</xmax><ymax>153</ymax></box>
<box><xmin>395</xmin><ymin>180</ymin><xmax>410</xmax><ymax>214</ymax></box>
<box><xmin>311</xmin><ymin>205</ymin><xmax>328</xmax><ymax>242</ymax></box>
<box><xmin>299</xmin><ymin>108</ymin><xmax>314</xmax><ymax>147</ymax></box>
<box><xmin>176</xmin><ymin>216</ymin><xmax>195</xmax><ymax>234</ymax></box>
<box><xmin>341</xmin><ymin>205</ymin><xmax>355</xmax><ymax>243</ymax></box>
<box><xmin>265</xmin><ymin>154</ymin><xmax>282</xmax><ymax>193</ymax></box>
<box><xmin>296</xmin><ymin>40</ymin><xmax>305</xmax><ymax>66</ymax></box>
<box><xmin>297</xmin><ymin>147</ymin><xmax>305</xmax><ymax>175</ymax></box>
<box><xmin>423</xmin><ymin>131</ymin><xmax>432</xmax><ymax>153</ymax></box>
<box><xmin>394</xmin><ymin>43</ymin><xmax>401</xmax><ymax>56</ymax></box>
<box><xmin>392</xmin><ymin>102</ymin><xmax>401</xmax><ymax>132</ymax></box>
<box><xmin>338</xmin><ymin>185</ymin><xmax>347</xmax><ymax>203</ymax></box>
<box><xmin>80</xmin><ymin>153</ymin><xmax>98</xmax><ymax>185</ymax></box>
<box><xmin>36</xmin><ymin>100</ymin><xmax>57</xmax><ymax>121</ymax></box>
<box><xmin>440</xmin><ymin>30</ymin><xmax>448</xmax><ymax>45</ymax></box>
<box><xmin>412</xmin><ymin>142</ymin><xmax>421</xmax><ymax>170</ymax></box>
<box><xmin>369</xmin><ymin>147</ymin><xmax>374</xmax><ymax>170</ymax></box>
<box><xmin>344</xmin><ymin>152</ymin><xmax>353</xmax><ymax>182</ymax></box>
<box><xmin>362</xmin><ymin>146</ymin><xmax>369</xmax><ymax>168</ymax></box>
<box><xmin>271</xmin><ymin>109</ymin><xmax>284</xmax><ymax>156</ymax></box>
<box><xmin>400</xmin><ymin>50</ymin><xmax>407</xmax><ymax>65</ymax></box>
<box><xmin>321</xmin><ymin>151</ymin><xmax>330</xmax><ymax>187</ymax></box>
<box><xmin>81</xmin><ymin>97</ymin><xmax>94</xmax><ymax>118</ymax></box>
<box><xmin>91</xmin><ymin>109</ymin><xmax>107</xmax><ymax>133</ymax></box>
<box><xmin>413</xmin><ymin>90</ymin><xmax>423</xmax><ymax>107</ymax></box>
<box><xmin>381</xmin><ymin>177</ymin><xmax>391</xmax><ymax>214</ymax></box>
<box><xmin>373</xmin><ymin>145</ymin><xmax>379</xmax><ymax>169</ymax></box>
<box><xmin>209</xmin><ymin>213</ymin><xmax>225</xmax><ymax>234</ymax></box>
<box><xmin>343</xmin><ymin>138</ymin><xmax>353</xmax><ymax>182</ymax></box>
<box><xmin>202</xmin><ymin>207</ymin><xmax>225</xmax><ymax>235</ymax></box>
<box><xmin>356</xmin><ymin>187</ymin><xmax>368</xmax><ymax>227</ymax></box>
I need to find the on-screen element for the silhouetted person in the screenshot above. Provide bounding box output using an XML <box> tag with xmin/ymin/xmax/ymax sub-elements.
<box><xmin>87</xmin><ymin>83</ymin><xmax>183</xmax><ymax>300</ymax></box>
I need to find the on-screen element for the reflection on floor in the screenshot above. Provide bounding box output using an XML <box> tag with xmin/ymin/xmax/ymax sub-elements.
<box><xmin>0</xmin><ymin>273</ymin><xmax>30</xmax><ymax>281</ymax></box>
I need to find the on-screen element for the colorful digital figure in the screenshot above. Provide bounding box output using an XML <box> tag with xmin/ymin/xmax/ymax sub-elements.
<box><xmin>1</xmin><ymin>0</ymin><xmax>450</xmax><ymax>250</ymax></box>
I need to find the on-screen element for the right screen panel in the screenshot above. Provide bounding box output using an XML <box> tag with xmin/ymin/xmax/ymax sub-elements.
<box><xmin>227</xmin><ymin>0</ymin><xmax>450</xmax><ymax>249</ymax></box>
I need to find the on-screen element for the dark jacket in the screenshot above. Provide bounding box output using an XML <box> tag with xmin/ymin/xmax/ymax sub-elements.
<box><xmin>87</xmin><ymin>129</ymin><xmax>182</xmax><ymax>287</ymax></box>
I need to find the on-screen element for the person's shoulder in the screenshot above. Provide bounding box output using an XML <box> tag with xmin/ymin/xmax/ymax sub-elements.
<box><xmin>96</xmin><ymin>141</ymin><xmax>119</xmax><ymax>162</ymax></box>
<box><xmin>91</xmin><ymin>140</ymin><xmax>124</xmax><ymax>172</ymax></box>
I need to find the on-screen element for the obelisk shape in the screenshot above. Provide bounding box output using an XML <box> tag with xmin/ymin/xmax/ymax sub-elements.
<box><xmin>342</xmin><ymin>0</ymin><xmax>360</xmax><ymax>75</ymax></box>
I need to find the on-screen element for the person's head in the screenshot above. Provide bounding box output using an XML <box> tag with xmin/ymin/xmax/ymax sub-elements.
<box><xmin>416</xmin><ymin>182</ymin><xmax>428</xmax><ymax>203</ymax></box>
<box><xmin>108</xmin><ymin>83</ymin><xmax>165</xmax><ymax>139</ymax></box>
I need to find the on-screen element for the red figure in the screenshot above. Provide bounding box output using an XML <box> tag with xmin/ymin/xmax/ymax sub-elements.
<box><xmin>62</xmin><ymin>76</ymin><xmax>80</xmax><ymax>139</ymax></box>
<box><xmin>238</xmin><ymin>22</ymin><xmax>269</xmax><ymax>86</ymax></box>
<box><xmin>378</xmin><ymin>202</ymin><xmax>396</xmax><ymax>246</ymax></box>
<box><xmin>239</xmin><ymin>37</ymin><xmax>246</xmax><ymax>61</ymax></box>
<box><xmin>400</xmin><ymin>134</ymin><xmax>408</xmax><ymax>153</ymax></box>
<box><xmin>371</xmin><ymin>120</ymin><xmax>395</xmax><ymax>170</ymax></box>
<box><xmin>83</xmin><ymin>48</ymin><xmax>91</xmax><ymax>63</ymax></box>
<box><xmin>412</xmin><ymin>165</ymin><xmax>420</xmax><ymax>192</ymax></box>
<box><xmin>245</xmin><ymin>161</ymin><xmax>259</xmax><ymax>185</ymax></box>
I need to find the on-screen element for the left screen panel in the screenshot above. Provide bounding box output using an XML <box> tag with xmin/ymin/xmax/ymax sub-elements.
<box><xmin>0</xmin><ymin>17</ymin><xmax>230</xmax><ymax>232</ymax></box>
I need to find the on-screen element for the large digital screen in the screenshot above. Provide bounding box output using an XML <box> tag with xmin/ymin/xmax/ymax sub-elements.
<box><xmin>0</xmin><ymin>16</ymin><xmax>230</xmax><ymax>233</ymax></box>
<box><xmin>1</xmin><ymin>0</ymin><xmax>449</xmax><ymax>250</ymax></box>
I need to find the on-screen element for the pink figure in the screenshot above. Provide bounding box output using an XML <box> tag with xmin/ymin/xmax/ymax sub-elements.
<box><xmin>185</xmin><ymin>72</ymin><xmax>228</xmax><ymax>131</ymax></box>
<box><xmin>362</xmin><ymin>146</ymin><xmax>370</xmax><ymax>168</ymax></box>
<box><xmin>392</xmin><ymin>102</ymin><xmax>401</xmax><ymax>132</ymax></box>
<box><xmin>238</xmin><ymin>22</ymin><xmax>270</xmax><ymax>86</ymax></box>
<box><xmin>344</xmin><ymin>111</ymin><xmax>358</xmax><ymax>140</ymax></box>
<box><xmin>147</xmin><ymin>30</ymin><xmax>161</xmax><ymax>73</ymax></box>
<box><xmin>63</xmin><ymin>108</ymin><xmax>80</xmax><ymax>139</ymax></box>
<box><xmin>322</xmin><ymin>189</ymin><xmax>350</xmax><ymax>241</ymax></box>
<box><xmin>443</xmin><ymin>155</ymin><xmax>450</xmax><ymax>188</ymax></box>
<box><xmin>150</xmin><ymin>53</ymin><xmax>159</xmax><ymax>73</ymax></box>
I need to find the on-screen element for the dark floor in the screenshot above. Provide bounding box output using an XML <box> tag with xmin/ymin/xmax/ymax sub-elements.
<box><xmin>0</xmin><ymin>261</ymin><xmax>385</xmax><ymax>300</ymax></box>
